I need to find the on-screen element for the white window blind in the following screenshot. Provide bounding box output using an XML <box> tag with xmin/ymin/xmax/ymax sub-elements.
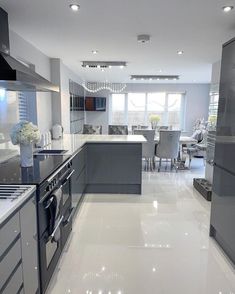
<box><xmin>18</xmin><ymin>92</ymin><xmax>28</xmax><ymax>121</ymax></box>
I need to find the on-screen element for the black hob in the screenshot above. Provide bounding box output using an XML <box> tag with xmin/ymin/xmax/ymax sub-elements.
<box><xmin>0</xmin><ymin>154</ymin><xmax>71</xmax><ymax>185</ymax></box>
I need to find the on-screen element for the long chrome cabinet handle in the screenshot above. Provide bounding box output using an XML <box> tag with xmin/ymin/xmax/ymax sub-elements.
<box><xmin>47</xmin><ymin>160</ymin><xmax>72</xmax><ymax>183</ymax></box>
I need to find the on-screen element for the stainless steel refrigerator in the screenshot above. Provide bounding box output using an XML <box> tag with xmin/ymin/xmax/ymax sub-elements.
<box><xmin>210</xmin><ymin>37</ymin><xmax>235</xmax><ymax>263</ymax></box>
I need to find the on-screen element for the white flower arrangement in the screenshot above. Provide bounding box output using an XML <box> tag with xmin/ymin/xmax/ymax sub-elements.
<box><xmin>149</xmin><ymin>114</ymin><xmax>161</xmax><ymax>123</ymax></box>
<box><xmin>10</xmin><ymin>121</ymin><xmax>41</xmax><ymax>145</ymax></box>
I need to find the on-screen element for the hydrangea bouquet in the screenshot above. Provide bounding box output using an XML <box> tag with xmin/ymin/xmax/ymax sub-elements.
<box><xmin>10</xmin><ymin>121</ymin><xmax>40</xmax><ymax>145</ymax></box>
<box><xmin>10</xmin><ymin>121</ymin><xmax>40</xmax><ymax>167</ymax></box>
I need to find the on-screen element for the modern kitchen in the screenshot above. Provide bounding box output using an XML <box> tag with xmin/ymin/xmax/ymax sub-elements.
<box><xmin>1</xmin><ymin>1</ymin><xmax>235</xmax><ymax>294</ymax></box>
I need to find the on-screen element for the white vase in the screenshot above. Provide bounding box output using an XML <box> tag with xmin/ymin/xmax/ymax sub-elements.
<box><xmin>20</xmin><ymin>144</ymin><xmax>33</xmax><ymax>167</ymax></box>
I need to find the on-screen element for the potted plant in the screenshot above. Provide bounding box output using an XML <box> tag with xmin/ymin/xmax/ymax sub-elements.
<box><xmin>10</xmin><ymin>121</ymin><xmax>41</xmax><ymax>167</ymax></box>
<box><xmin>149</xmin><ymin>114</ymin><xmax>160</xmax><ymax>129</ymax></box>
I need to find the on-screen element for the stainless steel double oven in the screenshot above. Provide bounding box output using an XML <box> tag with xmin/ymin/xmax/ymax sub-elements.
<box><xmin>37</xmin><ymin>159</ymin><xmax>74</xmax><ymax>294</ymax></box>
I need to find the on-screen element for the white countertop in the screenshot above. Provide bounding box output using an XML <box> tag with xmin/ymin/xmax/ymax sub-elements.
<box><xmin>42</xmin><ymin>134</ymin><xmax>147</xmax><ymax>155</ymax></box>
<box><xmin>0</xmin><ymin>185</ymin><xmax>36</xmax><ymax>225</ymax></box>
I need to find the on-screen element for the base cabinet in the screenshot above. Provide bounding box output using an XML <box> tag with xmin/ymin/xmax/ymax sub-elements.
<box><xmin>71</xmin><ymin>147</ymin><xmax>86</xmax><ymax>209</ymax></box>
<box><xmin>0</xmin><ymin>192</ymin><xmax>39</xmax><ymax>294</ymax></box>
<box><xmin>20</xmin><ymin>195</ymin><xmax>39</xmax><ymax>294</ymax></box>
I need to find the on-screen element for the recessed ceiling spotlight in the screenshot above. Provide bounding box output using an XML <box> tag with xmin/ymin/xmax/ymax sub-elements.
<box><xmin>120</xmin><ymin>65</ymin><xmax>124</xmax><ymax>69</ymax></box>
<box><xmin>85</xmin><ymin>65</ymin><xmax>89</xmax><ymax>68</ymax></box>
<box><xmin>97</xmin><ymin>65</ymin><xmax>101</xmax><ymax>68</ymax></box>
<box><xmin>222</xmin><ymin>6</ymin><xmax>233</xmax><ymax>12</ymax></box>
<box><xmin>92</xmin><ymin>50</ymin><xmax>98</xmax><ymax>54</ymax></box>
<box><xmin>177</xmin><ymin>50</ymin><xmax>184</xmax><ymax>55</ymax></box>
<box><xmin>137</xmin><ymin>34</ymin><xmax>150</xmax><ymax>44</ymax></box>
<box><xmin>70</xmin><ymin>4</ymin><xmax>80</xmax><ymax>11</ymax></box>
<box><xmin>108</xmin><ymin>65</ymin><xmax>112</xmax><ymax>69</ymax></box>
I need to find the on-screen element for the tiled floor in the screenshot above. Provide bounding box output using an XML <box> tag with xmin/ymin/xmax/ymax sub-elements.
<box><xmin>47</xmin><ymin>163</ymin><xmax>235</xmax><ymax>294</ymax></box>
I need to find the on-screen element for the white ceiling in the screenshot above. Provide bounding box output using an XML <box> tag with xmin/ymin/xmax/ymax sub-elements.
<box><xmin>1</xmin><ymin>0</ymin><xmax>235</xmax><ymax>83</ymax></box>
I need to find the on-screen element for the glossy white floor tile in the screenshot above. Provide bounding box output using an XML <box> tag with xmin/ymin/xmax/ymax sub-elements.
<box><xmin>47</xmin><ymin>164</ymin><xmax>235</xmax><ymax>294</ymax></box>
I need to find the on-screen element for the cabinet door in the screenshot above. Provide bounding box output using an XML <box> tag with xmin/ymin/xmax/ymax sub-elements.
<box><xmin>20</xmin><ymin>193</ymin><xmax>39</xmax><ymax>294</ymax></box>
<box><xmin>72</xmin><ymin>167</ymin><xmax>86</xmax><ymax>209</ymax></box>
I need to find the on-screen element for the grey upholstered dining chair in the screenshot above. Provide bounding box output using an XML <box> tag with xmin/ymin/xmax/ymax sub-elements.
<box><xmin>132</xmin><ymin>125</ymin><xmax>149</xmax><ymax>134</ymax></box>
<box><xmin>134</xmin><ymin>129</ymin><xmax>155</xmax><ymax>171</ymax></box>
<box><xmin>155</xmin><ymin>130</ymin><xmax>181</xmax><ymax>172</ymax></box>
<box><xmin>108</xmin><ymin>125</ymin><xmax>128</xmax><ymax>135</ymax></box>
<box><xmin>158</xmin><ymin>126</ymin><xmax>168</xmax><ymax>131</ymax></box>
<box><xmin>83</xmin><ymin>124</ymin><xmax>102</xmax><ymax>134</ymax></box>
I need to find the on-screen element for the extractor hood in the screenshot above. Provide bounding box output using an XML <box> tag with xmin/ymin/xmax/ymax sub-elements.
<box><xmin>0</xmin><ymin>7</ymin><xmax>59</xmax><ymax>92</ymax></box>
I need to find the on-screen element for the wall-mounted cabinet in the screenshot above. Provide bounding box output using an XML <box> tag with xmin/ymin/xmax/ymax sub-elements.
<box><xmin>70</xmin><ymin>95</ymin><xmax>84</xmax><ymax>111</ymax></box>
<box><xmin>69</xmin><ymin>80</ymin><xmax>85</xmax><ymax>134</ymax></box>
<box><xmin>85</xmin><ymin>97</ymin><xmax>106</xmax><ymax>111</ymax></box>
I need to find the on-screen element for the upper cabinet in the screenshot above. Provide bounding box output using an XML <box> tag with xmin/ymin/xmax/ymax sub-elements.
<box><xmin>85</xmin><ymin>97</ymin><xmax>106</xmax><ymax>111</ymax></box>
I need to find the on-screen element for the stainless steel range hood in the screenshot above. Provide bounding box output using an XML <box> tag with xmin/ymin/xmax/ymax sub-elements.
<box><xmin>0</xmin><ymin>7</ymin><xmax>59</xmax><ymax>92</ymax></box>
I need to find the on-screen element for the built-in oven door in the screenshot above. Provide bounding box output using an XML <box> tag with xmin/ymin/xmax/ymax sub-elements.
<box><xmin>39</xmin><ymin>193</ymin><xmax>64</xmax><ymax>294</ymax></box>
<box><xmin>60</xmin><ymin>169</ymin><xmax>74</xmax><ymax>249</ymax></box>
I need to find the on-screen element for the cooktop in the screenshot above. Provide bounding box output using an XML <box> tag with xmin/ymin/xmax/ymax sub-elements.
<box><xmin>0</xmin><ymin>154</ymin><xmax>71</xmax><ymax>185</ymax></box>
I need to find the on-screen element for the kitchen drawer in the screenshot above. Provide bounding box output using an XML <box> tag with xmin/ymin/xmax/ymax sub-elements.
<box><xmin>2</xmin><ymin>263</ymin><xmax>23</xmax><ymax>294</ymax></box>
<box><xmin>0</xmin><ymin>238</ymin><xmax>21</xmax><ymax>290</ymax></box>
<box><xmin>0</xmin><ymin>212</ymin><xmax>20</xmax><ymax>257</ymax></box>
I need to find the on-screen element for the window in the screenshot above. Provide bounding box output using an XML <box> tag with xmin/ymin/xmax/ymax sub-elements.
<box><xmin>166</xmin><ymin>93</ymin><xmax>183</xmax><ymax>129</ymax></box>
<box><xmin>111</xmin><ymin>92</ymin><xmax>185</xmax><ymax>129</ymax></box>
<box><xmin>18</xmin><ymin>92</ymin><xmax>37</xmax><ymax>124</ymax></box>
<box><xmin>111</xmin><ymin>94</ymin><xmax>126</xmax><ymax>125</ymax></box>
<box><xmin>147</xmin><ymin>92</ymin><xmax>166</xmax><ymax>126</ymax></box>
<box><xmin>127</xmin><ymin>93</ymin><xmax>146</xmax><ymax>126</ymax></box>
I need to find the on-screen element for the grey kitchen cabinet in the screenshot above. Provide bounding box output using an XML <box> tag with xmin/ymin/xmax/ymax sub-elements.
<box><xmin>86</xmin><ymin>143</ymin><xmax>142</xmax><ymax>194</ymax></box>
<box><xmin>20</xmin><ymin>194</ymin><xmax>39</xmax><ymax>294</ymax></box>
<box><xmin>71</xmin><ymin>146</ymin><xmax>86</xmax><ymax>209</ymax></box>
<box><xmin>0</xmin><ymin>192</ymin><xmax>38</xmax><ymax>294</ymax></box>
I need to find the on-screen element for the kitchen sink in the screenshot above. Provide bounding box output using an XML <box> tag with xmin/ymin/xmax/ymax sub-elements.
<box><xmin>36</xmin><ymin>149</ymin><xmax>68</xmax><ymax>155</ymax></box>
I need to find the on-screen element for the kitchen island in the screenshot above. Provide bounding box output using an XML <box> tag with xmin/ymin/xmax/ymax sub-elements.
<box><xmin>49</xmin><ymin>134</ymin><xmax>146</xmax><ymax>195</ymax></box>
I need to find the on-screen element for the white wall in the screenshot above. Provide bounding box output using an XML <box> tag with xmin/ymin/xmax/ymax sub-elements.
<box><xmin>211</xmin><ymin>60</ymin><xmax>221</xmax><ymax>86</ymax></box>
<box><xmin>51</xmin><ymin>59</ymin><xmax>84</xmax><ymax>133</ymax></box>
<box><xmin>205</xmin><ymin>60</ymin><xmax>221</xmax><ymax>183</ymax></box>
<box><xmin>85</xmin><ymin>83</ymin><xmax>210</xmax><ymax>135</ymax></box>
<box><xmin>9</xmin><ymin>30</ymin><xmax>53</xmax><ymax>133</ymax></box>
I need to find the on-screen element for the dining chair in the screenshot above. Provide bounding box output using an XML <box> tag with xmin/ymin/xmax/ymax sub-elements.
<box><xmin>158</xmin><ymin>126</ymin><xmax>168</xmax><ymax>131</ymax></box>
<box><xmin>83</xmin><ymin>124</ymin><xmax>102</xmax><ymax>134</ymax></box>
<box><xmin>108</xmin><ymin>125</ymin><xmax>128</xmax><ymax>135</ymax></box>
<box><xmin>134</xmin><ymin>129</ymin><xmax>155</xmax><ymax>171</ymax></box>
<box><xmin>155</xmin><ymin>130</ymin><xmax>181</xmax><ymax>172</ymax></box>
<box><xmin>132</xmin><ymin>125</ymin><xmax>148</xmax><ymax>134</ymax></box>
<box><xmin>186</xmin><ymin>130</ymin><xmax>207</xmax><ymax>168</ymax></box>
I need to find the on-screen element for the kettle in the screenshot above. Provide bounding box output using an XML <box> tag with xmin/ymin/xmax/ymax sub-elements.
<box><xmin>52</xmin><ymin>124</ymin><xmax>63</xmax><ymax>140</ymax></box>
